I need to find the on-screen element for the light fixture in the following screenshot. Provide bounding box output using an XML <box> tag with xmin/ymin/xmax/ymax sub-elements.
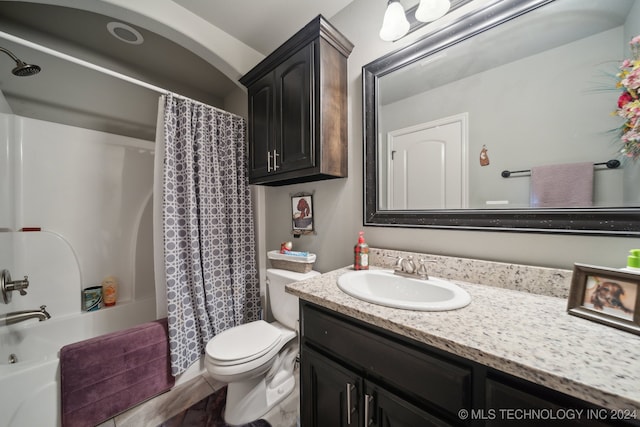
<box><xmin>379</xmin><ymin>0</ymin><xmax>410</xmax><ymax>42</ymax></box>
<box><xmin>415</xmin><ymin>0</ymin><xmax>451</xmax><ymax>23</ymax></box>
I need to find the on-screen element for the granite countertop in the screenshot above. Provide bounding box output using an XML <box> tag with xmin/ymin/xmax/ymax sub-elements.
<box><xmin>286</xmin><ymin>265</ymin><xmax>640</xmax><ymax>412</ymax></box>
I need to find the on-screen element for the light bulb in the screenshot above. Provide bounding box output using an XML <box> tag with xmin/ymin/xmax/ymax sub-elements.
<box><xmin>379</xmin><ymin>0</ymin><xmax>410</xmax><ymax>42</ymax></box>
<box><xmin>415</xmin><ymin>0</ymin><xmax>451</xmax><ymax>23</ymax></box>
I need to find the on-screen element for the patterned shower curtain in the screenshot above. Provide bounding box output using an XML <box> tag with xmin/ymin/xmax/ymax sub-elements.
<box><xmin>159</xmin><ymin>93</ymin><xmax>261</xmax><ymax>376</ymax></box>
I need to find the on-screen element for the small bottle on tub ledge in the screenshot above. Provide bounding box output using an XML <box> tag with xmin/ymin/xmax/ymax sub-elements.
<box><xmin>354</xmin><ymin>231</ymin><xmax>369</xmax><ymax>270</ymax></box>
<box><xmin>102</xmin><ymin>276</ymin><xmax>118</xmax><ymax>306</ymax></box>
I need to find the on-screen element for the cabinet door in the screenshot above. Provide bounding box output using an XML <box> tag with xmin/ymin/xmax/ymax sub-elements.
<box><xmin>247</xmin><ymin>72</ymin><xmax>275</xmax><ymax>180</ymax></box>
<box><xmin>274</xmin><ymin>43</ymin><xmax>314</xmax><ymax>174</ymax></box>
<box><xmin>301</xmin><ymin>347</ymin><xmax>361</xmax><ymax>427</ymax></box>
<box><xmin>365</xmin><ymin>382</ymin><xmax>454</xmax><ymax>427</ymax></box>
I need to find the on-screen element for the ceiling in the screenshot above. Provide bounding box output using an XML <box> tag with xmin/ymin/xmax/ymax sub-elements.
<box><xmin>0</xmin><ymin>0</ymin><xmax>355</xmax><ymax>140</ymax></box>
<box><xmin>172</xmin><ymin>0</ymin><xmax>356</xmax><ymax>56</ymax></box>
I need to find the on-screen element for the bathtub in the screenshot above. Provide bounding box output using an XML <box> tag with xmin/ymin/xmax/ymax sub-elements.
<box><xmin>0</xmin><ymin>297</ymin><xmax>156</xmax><ymax>427</ymax></box>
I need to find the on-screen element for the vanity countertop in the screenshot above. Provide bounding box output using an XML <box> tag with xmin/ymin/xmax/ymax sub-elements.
<box><xmin>286</xmin><ymin>266</ymin><xmax>640</xmax><ymax>411</ymax></box>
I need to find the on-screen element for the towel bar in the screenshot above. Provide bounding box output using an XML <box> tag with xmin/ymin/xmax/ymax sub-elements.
<box><xmin>501</xmin><ymin>159</ymin><xmax>620</xmax><ymax>178</ymax></box>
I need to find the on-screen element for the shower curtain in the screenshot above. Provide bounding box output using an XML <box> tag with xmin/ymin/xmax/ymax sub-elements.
<box><xmin>154</xmin><ymin>93</ymin><xmax>260</xmax><ymax>376</ymax></box>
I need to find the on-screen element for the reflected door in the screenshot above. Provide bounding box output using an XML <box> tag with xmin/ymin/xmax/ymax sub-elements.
<box><xmin>388</xmin><ymin>113</ymin><xmax>468</xmax><ymax>209</ymax></box>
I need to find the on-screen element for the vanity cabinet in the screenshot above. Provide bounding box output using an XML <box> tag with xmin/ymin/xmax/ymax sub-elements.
<box><xmin>239</xmin><ymin>16</ymin><xmax>353</xmax><ymax>186</ymax></box>
<box><xmin>299</xmin><ymin>302</ymin><xmax>637</xmax><ymax>427</ymax></box>
<box><xmin>300</xmin><ymin>347</ymin><xmax>360</xmax><ymax>427</ymax></box>
<box><xmin>300</xmin><ymin>302</ymin><xmax>472</xmax><ymax>426</ymax></box>
<box><xmin>301</xmin><ymin>347</ymin><xmax>450</xmax><ymax>427</ymax></box>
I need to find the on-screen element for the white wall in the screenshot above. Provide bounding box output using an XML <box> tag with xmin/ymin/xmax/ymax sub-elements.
<box><xmin>224</xmin><ymin>85</ymin><xmax>249</xmax><ymax>118</ymax></box>
<box><xmin>0</xmin><ymin>113</ymin><xmax>155</xmax><ymax>318</ymax></box>
<box><xmin>256</xmin><ymin>0</ymin><xmax>640</xmax><ymax>273</ymax></box>
<box><xmin>0</xmin><ymin>91</ymin><xmax>12</xmax><ymax>114</ymax></box>
<box><xmin>624</xmin><ymin>0</ymin><xmax>640</xmax><ymax>50</ymax></box>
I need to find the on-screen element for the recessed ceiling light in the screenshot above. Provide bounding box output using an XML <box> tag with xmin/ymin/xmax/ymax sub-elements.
<box><xmin>107</xmin><ymin>22</ymin><xmax>144</xmax><ymax>45</ymax></box>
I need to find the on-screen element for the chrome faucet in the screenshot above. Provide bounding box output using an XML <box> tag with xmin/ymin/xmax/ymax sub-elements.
<box><xmin>394</xmin><ymin>256</ymin><xmax>432</xmax><ymax>280</ymax></box>
<box><xmin>1</xmin><ymin>269</ymin><xmax>30</xmax><ymax>303</ymax></box>
<box><xmin>400</xmin><ymin>256</ymin><xmax>416</xmax><ymax>274</ymax></box>
<box><xmin>0</xmin><ymin>305</ymin><xmax>51</xmax><ymax>326</ymax></box>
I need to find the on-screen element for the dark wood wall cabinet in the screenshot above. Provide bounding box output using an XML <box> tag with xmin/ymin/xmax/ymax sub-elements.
<box><xmin>239</xmin><ymin>16</ymin><xmax>353</xmax><ymax>186</ymax></box>
<box><xmin>300</xmin><ymin>302</ymin><xmax>638</xmax><ymax>427</ymax></box>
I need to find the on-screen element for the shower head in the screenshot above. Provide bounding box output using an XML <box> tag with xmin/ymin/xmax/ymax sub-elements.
<box><xmin>11</xmin><ymin>60</ymin><xmax>41</xmax><ymax>76</ymax></box>
<box><xmin>0</xmin><ymin>47</ymin><xmax>41</xmax><ymax>76</ymax></box>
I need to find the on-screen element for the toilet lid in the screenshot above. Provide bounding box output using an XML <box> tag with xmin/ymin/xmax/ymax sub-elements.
<box><xmin>206</xmin><ymin>320</ymin><xmax>282</xmax><ymax>364</ymax></box>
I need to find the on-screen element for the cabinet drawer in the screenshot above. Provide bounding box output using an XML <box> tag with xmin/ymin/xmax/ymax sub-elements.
<box><xmin>486</xmin><ymin>378</ymin><xmax>619</xmax><ymax>427</ymax></box>
<box><xmin>302</xmin><ymin>304</ymin><xmax>472</xmax><ymax>418</ymax></box>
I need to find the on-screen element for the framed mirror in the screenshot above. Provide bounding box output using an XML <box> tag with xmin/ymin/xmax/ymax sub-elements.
<box><xmin>363</xmin><ymin>0</ymin><xmax>640</xmax><ymax>235</ymax></box>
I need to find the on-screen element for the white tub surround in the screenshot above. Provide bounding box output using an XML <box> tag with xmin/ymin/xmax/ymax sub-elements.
<box><xmin>0</xmin><ymin>113</ymin><xmax>157</xmax><ymax>427</ymax></box>
<box><xmin>286</xmin><ymin>249</ymin><xmax>640</xmax><ymax>411</ymax></box>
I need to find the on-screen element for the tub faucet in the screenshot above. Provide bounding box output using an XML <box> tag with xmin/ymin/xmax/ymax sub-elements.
<box><xmin>0</xmin><ymin>305</ymin><xmax>51</xmax><ymax>326</ymax></box>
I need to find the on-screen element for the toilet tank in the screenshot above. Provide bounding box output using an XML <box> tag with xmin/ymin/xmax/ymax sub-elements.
<box><xmin>266</xmin><ymin>268</ymin><xmax>320</xmax><ymax>330</ymax></box>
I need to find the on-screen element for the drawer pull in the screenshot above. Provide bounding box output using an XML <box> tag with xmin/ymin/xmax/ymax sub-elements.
<box><xmin>267</xmin><ymin>150</ymin><xmax>280</xmax><ymax>172</ymax></box>
<box><xmin>364</xmin><ymin>394</ymin><xmax>374</xmax><ymax>426</ymax></box>
<box><xmin>346</xmin><ymin>383</ymin><xmax>356</xmax><ymax>425</ymax></box>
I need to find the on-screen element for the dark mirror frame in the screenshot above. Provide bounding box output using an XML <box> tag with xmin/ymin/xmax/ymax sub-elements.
<box><xmin>363</xmin><ymin>0</ymin><xmax>640</xmax><ymax>236</ymax></box>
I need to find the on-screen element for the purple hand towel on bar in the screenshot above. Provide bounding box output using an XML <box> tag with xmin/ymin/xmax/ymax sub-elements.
<box><xmin>530</xmin><ymin>161</ymin><xmax>594</xmax><ymax>208</ymax></box>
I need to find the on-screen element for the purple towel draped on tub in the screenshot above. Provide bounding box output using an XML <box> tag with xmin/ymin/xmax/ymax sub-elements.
<box><xmin>530</xmin><ymin>161</ymin><xmax>594</xmax><ymax>208</ymax></box>
<box><xmin>60</xmin><ymin>318</ymin><xmax>174</xmax><ymax>427</ymax></box>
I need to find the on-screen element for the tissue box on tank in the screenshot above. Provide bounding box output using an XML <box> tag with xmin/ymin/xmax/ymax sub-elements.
<box><xmin>267</xmin><ymin>250</ymin><xmax>316</xmax><ymax>273</ymax></box>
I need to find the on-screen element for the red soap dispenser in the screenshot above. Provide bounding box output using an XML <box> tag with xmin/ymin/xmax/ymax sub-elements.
<box><xmin>354</xmin><ymin>231</ymin><xmax>369</xmax><ymax>270</ymax></box>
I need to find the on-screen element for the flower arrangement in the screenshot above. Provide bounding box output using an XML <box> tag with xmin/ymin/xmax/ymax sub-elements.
<box><xmin>615</xmin><ymin>35</ymin><xmax>640</xmax><ymax>160</ymax></box>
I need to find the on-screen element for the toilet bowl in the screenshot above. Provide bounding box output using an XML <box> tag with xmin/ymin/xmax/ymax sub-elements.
<box><xmin>205</xmin><ymin>268</ymin><xmax>320</xmax><ymax>425</ymax></box>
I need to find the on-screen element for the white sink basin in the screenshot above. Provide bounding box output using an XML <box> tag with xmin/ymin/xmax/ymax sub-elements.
<box><xmin>337</xmin><ymin>269</ymin><xmax>471</xmax><ymax>311</ymax></box>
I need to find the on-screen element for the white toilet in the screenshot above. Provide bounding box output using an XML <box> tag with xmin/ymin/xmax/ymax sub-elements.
<box><xmin>205</xmin><ymin>268</ymin><xmax>320</xmax><ymax>425</ymax></box>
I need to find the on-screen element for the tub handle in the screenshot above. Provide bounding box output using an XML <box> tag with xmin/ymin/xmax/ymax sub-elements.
<box><xmin>1</xmin><ymin>270</ymin><xmax>30</xmax><ymax>303</ymax></box>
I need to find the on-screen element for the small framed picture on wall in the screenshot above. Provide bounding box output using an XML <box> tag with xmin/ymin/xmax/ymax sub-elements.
<box><xmin>567</xmin><ymin>263</ymin><xmax>640</xmax><ymax>336</ymax></box>
<box><xmin>291</xmin><ymin>193</ymin><xmax>314</xmax><ymax>236</ymax></box>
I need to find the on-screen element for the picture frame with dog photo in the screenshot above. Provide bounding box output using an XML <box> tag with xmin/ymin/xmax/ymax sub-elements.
<box><xmin>291</xmin><ymin>193</ymin><xmax>314</xmax><ymax>236</ymax></box>
<box><xmin>567</xmin><ymin>263</ymin><xmax>640</xmax><ymax>336</ymax></box>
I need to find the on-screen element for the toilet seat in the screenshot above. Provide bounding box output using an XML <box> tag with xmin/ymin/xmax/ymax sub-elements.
<box><xmin>206</xmin><ymin>320</ymin><xmax>284</xmax><ymax>366</ymax></box>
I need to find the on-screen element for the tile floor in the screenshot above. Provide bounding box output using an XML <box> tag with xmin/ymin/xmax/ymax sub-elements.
<box><xmin>157</xmin><ymin>387</ymin><xmax>271</xmax><ymax>427</ymax></box>
<box><xmin>97</xmin><ymin>370</ymin><xmax>299</xmax><ymax>427</ymax></box>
